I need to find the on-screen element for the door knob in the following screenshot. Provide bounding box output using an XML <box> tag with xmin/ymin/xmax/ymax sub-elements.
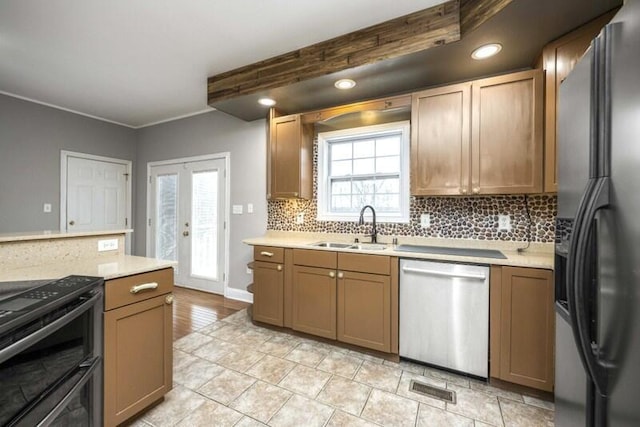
<box><xmin>185</xmin><ymin>222</ymin><xmax>189</xmax><ymax>227</ymax></box>
<box><xmin>69</xmin><ymin>220</ymin><xmax>75</xmax><ymax>226</ymax></box>
<box><xmin>183</xmin><ymin>231</ymin><xmax>189</xmax><ymax>237</ymax></box>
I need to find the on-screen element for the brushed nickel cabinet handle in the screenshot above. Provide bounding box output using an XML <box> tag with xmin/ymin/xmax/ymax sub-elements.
<box><xmin>165</xmin><ymin>294</ymin><xmax>174</xmax><ymax>305</ymax></box>
<box><xmin>277</xmin><ymin>265</ymin><xmax>282</xmax><ymax>271</ymax></box>
<box><xmin>130</xmin><ymin>282</ymin><xmax>159</xmax><ymax>294</ymax></box>
<box><xmin>329</xmin><ymin>271</ymin><xmax>335</xmax><ymax>278</ymax></box>
<box><xmin>337</xmin><ymin>272</ymin><xmax>344</xmax><ymax>279</ymax></box>
<box><xmin>260</xmin><ymin>251</ymin><xmax>274</xmax><ymax>257</ymax></box>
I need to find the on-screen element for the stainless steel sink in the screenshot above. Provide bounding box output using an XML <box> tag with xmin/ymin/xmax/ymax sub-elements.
<box><xmin>308</xmin><ymin>241</ymin><xmax>388</xmax><ymax>251</ymax></box>
<box><xmin>309</xmin><ymin>242</ymin><xmax>353</xmax><ymax>249</ymax></box>
<box><xmin>348</xmin><ymin>243</ymin><xmax>388</xmax><ymax>251</ymax></box>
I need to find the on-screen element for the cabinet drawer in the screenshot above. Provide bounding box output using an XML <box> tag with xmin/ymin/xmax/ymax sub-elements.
<box><xmin>105</xmin><ymin>268</ymin><xmax>174</xmax><ymax>311</ymax></box>
<box><xmin>338</xmin><ymin>253</ymin><xmax>390</xmax><ymax>275</ymax></box>
<box><xmin>293</xmin><ymin>249</ymin><xmax>337</xmax><ymax>269</ymax></box>
<box><xmin>254</xmin><ymin>246</ymin><xmax>284</xmax><ymax>263</ymax></box>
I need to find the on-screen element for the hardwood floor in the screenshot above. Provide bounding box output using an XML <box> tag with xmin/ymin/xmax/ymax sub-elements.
<box><xmin>172</xmin><ymin>285</ymin><xmax>250</xmax><ymax>341</ymax></box>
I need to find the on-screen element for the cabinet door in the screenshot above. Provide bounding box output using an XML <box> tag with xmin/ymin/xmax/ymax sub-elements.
<box><xmin>292</xmin><ymin>265</ymin><xmax>337</xmax><ymax>339</ymax></box>
<box><xmin>337</xmin><ymin>271</ymin><xmax>391</xmax><ymax>352</ymax></box>
<box><xmin>253</xmin><ymin>261</ymin><xmax>284</xmax><ymax>326</ymax></box>
<box><xmin>542</xmin><ymin>12</ymin><xmax>615</xmax><ymax>192</ymax></box>
<box><xmin>411</xmin><ymin>83</ymin><xmax>471</xmax><ymax>195</ymax></box>
<box><xmin>268</xmin><ymin>114</ymin><xmax>313</xmax><ymax>199</ymax></box>
<box><xmin>104</xmin><ymin>294</ymin><xmax>173</xmax><ymax>427</ymax></box>
<box><xmin>499</xmin><ymin>267</ymin><xmax>554</xmax><ymax>391</ymax></box>
<box><xmin>471</xmin><ymin>69</ymin><xmax>544</xmax><ymax>194</ymax></box>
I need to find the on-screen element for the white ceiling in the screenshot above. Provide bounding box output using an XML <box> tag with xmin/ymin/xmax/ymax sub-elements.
<box><xmin>0</xmin><ymin>0</ymin><xmax>444</xmax><ymax>128</ymax></box>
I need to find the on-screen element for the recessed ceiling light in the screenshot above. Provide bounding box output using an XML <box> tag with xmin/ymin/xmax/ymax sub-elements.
<box><xmin>334</xmin><ymin>79</ymin><xmax>356</xmax><ymax>90</ymax></box>
<box><xmin>258</xmin><ymin>97</ymin><xmax>276</xmax><ymax>106</ymax></box>
<box><xmin>471</xmin><ymin>43</ymin><xmax>502</xmax><ymax>60</ymax></box>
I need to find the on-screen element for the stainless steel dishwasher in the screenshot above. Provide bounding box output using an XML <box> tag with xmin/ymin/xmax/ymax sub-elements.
<box><xmin>399</xmin><ymin>259</ymin><xmax>489</xmax><ymax>378</ymax></box>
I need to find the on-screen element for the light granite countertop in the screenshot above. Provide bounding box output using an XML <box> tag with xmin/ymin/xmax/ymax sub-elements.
<box><xmin>0</xmin><ymin>255</ymin><xmax>176</xmax><ymax>282</ymax></box>
<box><xmin>244</xmin><ymin>231</ymin><xmax>555</xmax><ymax>270</ymax></box>
<box><xmin>0</xmin><ymin>229</ymin><xmax>133</xmax><ymax>243</ymax></box>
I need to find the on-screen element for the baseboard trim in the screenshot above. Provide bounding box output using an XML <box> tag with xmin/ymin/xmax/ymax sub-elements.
<box><xmin>225</xmin><ymin>286</ymin><xmax>253</xmax><ymax>303</ymax></box>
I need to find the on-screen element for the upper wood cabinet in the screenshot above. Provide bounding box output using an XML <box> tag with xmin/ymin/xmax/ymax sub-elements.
<box><xmin>411</xmin><ymin>83</ymin><xmax>471</xmax><ymax>195</ymax></box>
<box><xmin>541</xmin><ymin>11</ymin><xmax>616</xmax><ymax>193</ymax></box>
<box><xmin>268</xmin><ymin>113</ymin><xmax>313</xmax><ymax>199</ymax></box>
<box><xmin>490</xmin><ymin>266</ymin><xmax>555</xmax><ymax>392</ymax></box>
<box><xmin>471</xmin><ymin>69</ymin><xmax>544</xmax><ymax>194</ymax></box>
<box><xmin>411</xmin><ymin>69</ymin><xmax>543</xmax><ymax>196</ymax></box>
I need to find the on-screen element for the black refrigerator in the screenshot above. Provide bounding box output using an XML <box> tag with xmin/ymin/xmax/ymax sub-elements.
<box><xmin>555</xmin><ymin>1</ymin><xmax>640</xmax><ymax>426</ymax></box>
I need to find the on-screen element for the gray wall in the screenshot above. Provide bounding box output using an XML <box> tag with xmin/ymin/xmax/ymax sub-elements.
<box><xmin>135</xmin><ymin>111</ymin><xmax>267</xmax><ymax>293</ymax></box>
<box><xmin>0</xmin><ymin>94</ymin><xmax>137</xmax><ymax>233</ymax></box>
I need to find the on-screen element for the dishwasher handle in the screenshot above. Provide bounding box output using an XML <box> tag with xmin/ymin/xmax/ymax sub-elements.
<box><xmin>401</xmin><ymin>266</ymin><xmax>486</xmax><ymax>281</ymax></box>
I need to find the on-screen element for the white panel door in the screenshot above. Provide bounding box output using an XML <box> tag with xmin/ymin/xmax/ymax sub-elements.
<box><xmin>66</xmin><ymin>157</ymin><xmax>127</xmax><ymax>231</ymax></box>
<box><xmin>150</xmin><ymin>158</ymin><xmax>226</xmax><ymax>294</ymax></box>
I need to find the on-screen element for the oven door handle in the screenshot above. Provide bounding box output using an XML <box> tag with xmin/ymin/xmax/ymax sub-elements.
<box><xmin>0</xmin><ymin>291</ymin><xmax>102</xmax><ymax>363</ymax></box>
<box><xmin>36</xmin><ymin>356</ymin><xmax>101</xmax><ymax>427</ymax></box>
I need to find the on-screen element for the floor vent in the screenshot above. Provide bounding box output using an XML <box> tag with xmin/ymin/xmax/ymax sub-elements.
<box><xmin>409</xmin><ymin>380</ymin><xmax>456</xmax><ymax>404</ymax></box>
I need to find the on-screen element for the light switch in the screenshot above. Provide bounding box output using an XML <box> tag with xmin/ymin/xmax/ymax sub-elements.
<box><xmin>420</xmin><ymin>214</ymin><xmax>431</xmax><ymax>228</ymax></box>
<box><xmin>43</xmin><ymin>203</ymin><xmax>52</xmax><ymax>213</ymax></box>
<box><xmin>232</xmin><ymin>205</ymin><xmax>243</xmax><ymax>215</ymax></box>
<box><xmin>247</xmin><ymin>203</ymin><xmax>254</xmax><ymax>214</ymax></box>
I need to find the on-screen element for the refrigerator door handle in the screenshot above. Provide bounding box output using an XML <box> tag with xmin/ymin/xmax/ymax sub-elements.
<box><xmin>571</xmin><ymin>177</ymin><xmax>611</xmax><ymax>397</ymax></box>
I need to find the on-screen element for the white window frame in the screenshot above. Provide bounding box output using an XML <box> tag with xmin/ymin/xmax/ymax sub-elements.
<box><xmin>316</xmin><ymin>121</ymin><xmax>411</xmax><ymax>223</ymax></box>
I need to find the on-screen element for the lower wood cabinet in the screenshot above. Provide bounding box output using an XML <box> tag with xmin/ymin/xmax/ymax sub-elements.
<box><xmin>253</xmin><ymin>260</ymin><xmax>284</xmax><ymax>326</ymax></box>
<box><xmin>104</xmin><ymin>268</ymin><xmax>174</xmax><ymax>427</ymax></box>
<box><xmin>337</xmin><ymin>270</ymin><xmax>391</xmax><ymax>352</ymax></box>
<box><xmin>490</xmin><ymin>266</ymin><xmax>554</xmax><ymax>391</ymax></box>
<box><xmin>292</xmin><ymin>265</ymin><xmax>337</xmax><ymax>339</ymax></box>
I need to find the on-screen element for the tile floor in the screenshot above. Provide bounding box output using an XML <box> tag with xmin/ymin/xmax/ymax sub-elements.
<box><xmin>131</xmin><ymin>310</ymin><xmax>555</xmax><ymax>427</ymax></box>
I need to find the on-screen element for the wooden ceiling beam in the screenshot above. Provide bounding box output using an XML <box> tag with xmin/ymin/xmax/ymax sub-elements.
<box><xmin>207</xmin><ymin>0</ymin><xmax>512</xmax><ymax>105</ymax></box>
<box><xmin>460</xmin><ymin>0</ymin><xmax>513</xmax><ymax>36</ymax></box>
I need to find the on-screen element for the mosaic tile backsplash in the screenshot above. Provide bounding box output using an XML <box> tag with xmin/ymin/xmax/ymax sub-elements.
<box><xmin>267</xmin><ymin>136</ymin><xmax>558</xmax><ymax>243</ymax></box>
<box><xmin>268</xmin><ymin>194</ymin><xmax>558</xmax><ymax>243</ymax></box>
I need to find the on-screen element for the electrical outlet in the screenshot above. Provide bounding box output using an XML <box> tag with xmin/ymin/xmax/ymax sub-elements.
<box><xmin>498</xmin><ymin>215</ymin><xmax>512</xmax><ymax>232</ymax></box>
<box><xmin>43</xmin><ymin>203</ymin><xmax>52</xmax><ymax>213</ymax></box>
<box><xmin>420</xmin><ymin>214</ymin><xmax>431</xmax><ymax>228</ymax></box>
<box><xmin>296</xmin><ymin>213</ymin><xmax>304</xmax><ymax>224</ymax></box>
<box><xmin>246</xmin><ymin>267</ymin><xmax>252</xmax><ymax>275</ymax></box>
<box><xmin>98</xmin><ymin>239</ymin><xmax>118</xmax><ymax>252</ymax></box>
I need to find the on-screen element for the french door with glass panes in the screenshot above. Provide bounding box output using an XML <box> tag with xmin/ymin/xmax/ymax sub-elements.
<box><xmin>149</xmin><ymin>158</ymin><xmax>226</xmax><ymax>294</ymax></box>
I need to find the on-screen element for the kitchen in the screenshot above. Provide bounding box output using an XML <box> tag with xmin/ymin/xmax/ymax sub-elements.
<box><xmin>0</xmin><ymin>0</ymin><xmax>638</xmax><ymax>426</ymax></box>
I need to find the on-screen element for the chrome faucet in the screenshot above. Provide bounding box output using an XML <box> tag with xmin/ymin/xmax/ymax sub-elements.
<box><xmin>358</xmin><ymin>205</ymin><xmax>377</xmax><ymax>243</ymax></box>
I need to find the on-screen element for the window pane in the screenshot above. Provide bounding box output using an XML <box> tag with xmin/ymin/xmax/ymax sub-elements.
<box><xmin>331</xmin><ymin>180</ymin><xmax>351</xmax><ymax>195</ymax></box>
<box><xmin>375</xmin><ymin>178</ymin><xmax>400</xmax><ymax>194</ymax></box>
<box><xmin>353</xmin><ymin>194</ymin><xmax>374</xmax><ymax>208</ymax></box>
<box><xmin>376</xmin><ymin>155</ymin><xmax>400</xmax><ymax>173</ymax></box>
<box><xmin>374</xmin><ymin>194</ymin><xmax>400</xmax><ymax>211</ymax></box>
<box><xmin>331</xmin><ymin>159</ymin><xmax>352</xmax><ymax>176</ymax></box>
<box><xmin>353</xmin><ymin>158</ymin><xmax>375</xmax><ymax>175</ymax></box>
<box><xmin>191</xmin><ymin>170</ymin><xmax>218</xmax><ymax>280</ymax></box>
<box><xmin>353</xmin><ymin>140</ymin><xmax>375</xmax><ymax>158</ymax></box>
<box><xmin>156</xmin><ymin>174</ymin><xmax>178</xmax><ymax>261</ymax></box>
<box><xmin>331</xmin><ymin>142</ymin><xmax>352</xmax><ymax>160</ymax></box>
<box><xmin>331</xmin><ymin>195</ymin><xmax>352</xmax><ymax>211</ymax></box>
<box><xmin>353</xmin><ymin>179</ymin><xmax>375</xmax><ymax>195</ymax></box>
<box><xmin>376</xmin><ymin>136</ymin><xmax>401</xmax><ymax>156</ymax></box>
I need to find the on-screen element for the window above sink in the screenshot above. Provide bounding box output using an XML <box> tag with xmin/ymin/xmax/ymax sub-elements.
<box><xmin>316</xmin><ymin>121</ymin><xmax>410</xmax><ymax>223</ymax></box>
